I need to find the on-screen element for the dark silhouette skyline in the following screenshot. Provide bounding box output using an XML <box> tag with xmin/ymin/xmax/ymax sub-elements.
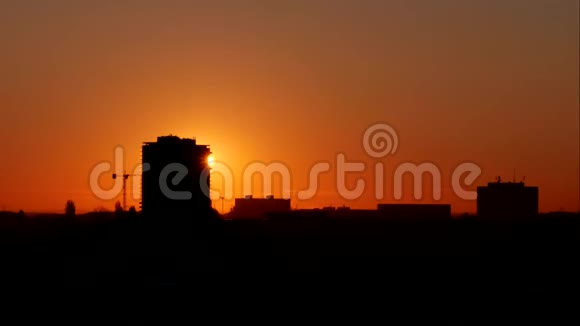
<box><xmin>0</xmin><ymin>1</ymin><xmax>577</xmax><ymax>300</ymax></box>
<box><xmin>0</xmin><ymin>135</ymin><xmax>577</xmax><ymax>301</ymax></box>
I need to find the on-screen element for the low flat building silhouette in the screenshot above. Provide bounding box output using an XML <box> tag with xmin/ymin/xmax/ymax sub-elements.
<box><xmin>265</xmin><ymin>204</ymin><xmax>451</xmax><ymax>220</ymax></box>
<box><xmin>477</xmin><ymin>178</ymin><xmax>539</xmax><ymax>218</ymax></box>
<box><xmin>376</xmin><ymin>204</ymin><xmax>452</xmax><ymax>219</ymax></box>
<box><xmin>141</xmin><ymin>135</ymin><xmax>212</xmax><ymax>218</ymax></box>
<box><xmin>229</xmin><ymin>195</ymin><xmax>291</xmax><ymax>219</ymax></box>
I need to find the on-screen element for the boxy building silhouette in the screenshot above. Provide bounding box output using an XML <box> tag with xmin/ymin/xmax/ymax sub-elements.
<box><xmin>141</xmin><ymin>136</ymin><xmax>212</xmax><ymax>218</ymax></box>
<box><xmin>477</xmin><ymin>178</ymin><xmax>539</xmax><ymax>218</ymax></box>
<box><xmin>229</xmin><ymin>195</ymin><xmax>291</xmax><ymax>219</ymax></box>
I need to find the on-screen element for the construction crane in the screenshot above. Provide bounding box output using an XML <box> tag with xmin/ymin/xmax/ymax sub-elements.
<box><xmin>112</xmin><ymin>171</ymin><xmax>137</xmax><ymax>211</ymax></box>
<box><xmin>210</xmin><ymin>187</ymin><xmax>225</xmax><ymax>214</ymax></box>
<box><xmin>218</xmin><ymin>196</ymin><xmax>225</xmax><ymax>214</ymax></box>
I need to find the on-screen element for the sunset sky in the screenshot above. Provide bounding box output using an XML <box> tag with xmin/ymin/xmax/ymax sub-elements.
<box><xmin>0</xmin><ymin>0</ymin><xmax>578</xmax><ymax>214</ymax></box>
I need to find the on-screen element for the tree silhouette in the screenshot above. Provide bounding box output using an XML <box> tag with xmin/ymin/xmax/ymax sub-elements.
<box><xmin>114</xmin><ymin>200</ymin><xmax>124</xmax><ymax>218</ymax></box>
<box><xmin>65</xmin><ymin>200</ymin><xmax>76</xmax><ymax>218</ymax></box>
<box><xmin>127</xmin><ymin>206</ymin><xmax>137</xmax><ymax>219</ymax></box>
<box><xmin>114</xmin><ymin>201</ymin><xmax>123</xmax><ymax>213</ymax></box>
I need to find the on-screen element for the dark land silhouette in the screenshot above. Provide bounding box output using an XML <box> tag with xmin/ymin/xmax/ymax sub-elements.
<box><xmin>1</xmin><ymin>136</ymin><xmax>577</xmax><ymax>297</ymax></box>
<box><xmin>1</xmin><ymin>209</ymin><xmax>578</xmax><ymax>296</ymax></box>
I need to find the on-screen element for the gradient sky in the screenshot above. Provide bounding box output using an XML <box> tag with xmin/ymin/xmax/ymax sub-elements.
<box><xmin>1</xmin><ymin>0</ymin><xmax>578</xmax><ymax>213</ymax></box>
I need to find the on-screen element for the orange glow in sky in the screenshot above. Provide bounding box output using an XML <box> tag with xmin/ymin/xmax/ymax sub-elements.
<box><xmin>0</xmin><ymin>1</ymin><xmax>578</xmax><ymax>213</ymax></box>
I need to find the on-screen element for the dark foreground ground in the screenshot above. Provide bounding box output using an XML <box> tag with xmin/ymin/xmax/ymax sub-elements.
<box><xmin>0</xmin><ymin>211</ymin><xmax>578</xmax><ymax>298</ymax></box>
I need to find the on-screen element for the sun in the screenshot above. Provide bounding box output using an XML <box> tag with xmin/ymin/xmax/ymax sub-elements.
<box><xmin>207</xmin><ymin>155</ymin><xmax>215</xmax><ymax>167</ymax></box>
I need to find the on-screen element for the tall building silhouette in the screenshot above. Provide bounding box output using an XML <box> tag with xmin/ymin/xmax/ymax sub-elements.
<box><xmin>141</xmin><ymin>136</ymin><xmax>212</xmax><ymax>218</ymax></box>
<box><xmin>477</xmin><ymin>178</ymin><xmax>539</xmax><ymax>218</ymax></box>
